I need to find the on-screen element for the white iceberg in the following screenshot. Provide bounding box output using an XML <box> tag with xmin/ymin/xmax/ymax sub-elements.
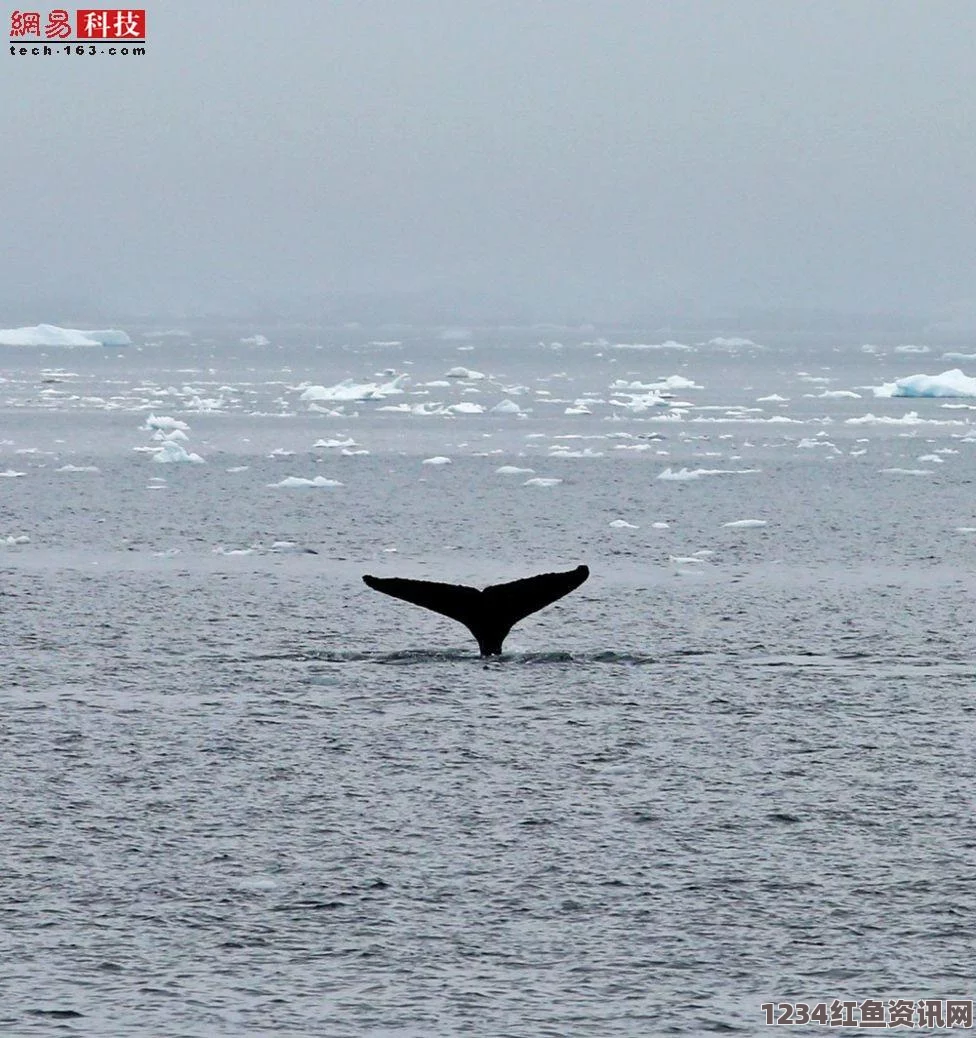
<box><xmin>0</xmin><ymin>324</ymin><xmax>131</xmax><ymax>347</ymax></box>
<box><xmin>496</xmin><ymin>465</ymin><xmax>534</xmax><ymax>475</ymax></box>
<box><xmin>490</xmin><ymin>399</ymin><xmax>523</xmax><ymax>415</ymax></box>
<box><xmin>422</xmin><ymin>456</ymin><xmax>452</xmax><ymax>465</ymax></box>
<box><xmin>152</xmin><ymin>441</ymin><xmax>205</xmax><ymax>464</ymax></box>
<box><xmin>270</xmin><ymin>476</ymin><xmax>343</xmax><ymax>487</ymax></box>
<box><xmin>609</xmin><ymin>519</ymin><xmax>638</xmax><ymax>529</ymax></box>
<box><xmin>300</xmin><ymin>374</ymin><xmax>408</xmax><ymax>402</ymax></box>
<box><xmin>142</xmin><ymin>414</ymin><xmax>189</xmax><ymax>432</ymax></box>
<box><xmin>873</xmin><ymin>369</ymin><xmax>976</xmax><ymax>399</ymax></box>
<box><xmin>658</xmin><ymin>467</ymin><xmax>759</xmax><ymax>481</ymax></box>
<box><xmin>523</xmin><ymin>477</ymin><xmax>562</xmax><ymax>487</ymax></box>
<box><xmin>445</xmin><ymin>366</ymin><xmax>486</xmax><ymax>380</ymax></box>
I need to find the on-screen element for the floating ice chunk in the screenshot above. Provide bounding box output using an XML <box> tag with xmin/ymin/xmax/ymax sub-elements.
<box><xmin>722</xmin><ymin>519</ymin><xmax>767</xmax><ymax>528</ymax></box>
<box><xmin>658</xmin><ymin>467</ymin><xmax>759</xmax><ymax>480</ymax></box>
<box><xmin>894</xmin><ymin>344</ymin><xmax>930</xmax><ymax>353</ymax></box>
<box><xmin>341</xmin><ymin>448</ymin><xmax>370</xmax><ymax>456</ymax></box>
<box><xmin>226</xmin><ymin>465</ymin><xmax>249</xmax><ymax>473</ymax></box>
<box><xmin>0</xmin><ymin>469</ymin><xmax>26</xmax><ymax>477</ymax></box>
<box><xmin>873</xmin><ymin>369</ymin><xmax>976</xmax><ymax>399</ymax></box>
<box><xmin>651</xmin><ymin>521</ymin><xmax>670</xmax><ymax>529</ymax></box>
<box><xmin>300</xmin><ymin>374</ymin><xmax>408</xmax><ymax>402</ymax></box>
<box><xmin>610</xmin><ymin>391</ymin><xmax>670</xmax><ymax>411</ymax></box>
<box><xmin>445</xmin><ymin>366</ymin><xmax>486</xmax><ymax>380</ymax></box>
<box><xmin>917</xmin><ymin>454</ymin><xmax>944</xmax><ymax>463</ymax></box>
<box><xmin>565</xmin><ymin>405</ymin><xmax>592</xmax><ymax>415</ymax></box>
<box><xmin>152</xmin><ymin>428</ymin><xmax>189</xmax><ymax>442</ymax></box>
<box><xmin>269</xmin><ymin>448</ymin><xmax>295</xmax><ymax>458</ymax></box>
<box><xmin>0</xmin><ymin>323</ymin><xmax>131</xmax><ymax>347</ymax></box>
<box><xmin>844</xmin><ymin>411</ymin><xmax>960</xmax><ymax>426</ymax></box>
<box><xmin>143</xmin><ymin>414</ymin><xmax>189</xmax><ymax>432</ymax></box>
<box><xmin>313</xmin><ymin>437</ymin><xmax>357</xmax><ymax>448</ymax></box>
<box><xmin>152</xmin><ymin>441</ymin><xmax>205</xmax><ymax>464</ymax></box>
<box><xmin>757</xmin><ymin>394</ymin><xmax>788</xmax><ymax>402</ymax></box>
<box><xmin>943</xmin><ymin>352</ymin><xmax>976</xmax><ymax>361</ymax></box>
<box><xmin>1</xmin><ymin>534</ymin><xmax>30</xmax><ymax>545</ymax></box>
<box><xmin>240</xmin><ymin>334</ymin><xmax>270</xmax><ymax>346</ymax></box>
<box><xmin>214</xmin><ymin>545</ymin><xmax>256</xmax><ymax>556</ymax></box>
<box><xmin>57</xmin><ymin>464</ymin><xmax>100</xmax><ymax>472</ymax></box>
<box><xmin>496</xmin><ymin>465</ymin><xmax>535</xmax><ymax>474</ymax></box>
<box><xmin>523</xmin><ymin>477</ymin><xmax>562</xmax><ymax>486</ymax></box>
<box><xmin>270</xmin><ymin>541</ymin><xmax>318</xmax><ymax>554</ymax></box>
<box><xmin>816</xmin><ymin>390</ymin><xmax>861</xmax><ymax>399</ymax></box>
<box><xmin>448</xmin><ymin>402</ymin><xmax>485</xmax><ymax>414</ymax></box>
<box><xmin>880</xmin><ymin>468</ymin><xmax>932</xmax><ymax>475</ymax></box>
<box><xmin>490</xmin><ymin>399</ymin><xmax>523</xmax><ymax>414</ymax></box>
<box><xmin>955</xmin><ymin>527</ymin><xmax>976</xmax><ymax>533</ymax></box>
<box><xmin>422</xmin><ymin>456</ymin><xmax>452</xmax><ymax>465</ymax></box>
<box><xmin>609</xmin><ymin>519</ymin><xmax>638</xmax><ymax>529</ymax></box>
<box><xmin>708</xmin><ymin>337</ymin><xmax>757</xmax><ymax>347</ymax></box>
<box><xmin>270</xmin><ymin>476</ymin><xmax>343</xmax><ymax>487</ymax></box>
<box><xmin>612</xmin><ymin>340</ymin><xmax>691</xmax><ymax>351</ymax></box>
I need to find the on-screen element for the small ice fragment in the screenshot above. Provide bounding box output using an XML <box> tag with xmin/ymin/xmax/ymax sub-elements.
<box><xmin>270</xmin><ymin>476</ymin><xmax>343</xmax><ymax>487</ymax></box>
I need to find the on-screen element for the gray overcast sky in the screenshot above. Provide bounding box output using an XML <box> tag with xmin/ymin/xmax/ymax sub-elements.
<box><xmin>3</xmin><ymin>0</ymin><xmax>975</xmax><ymax>322</ymax></box>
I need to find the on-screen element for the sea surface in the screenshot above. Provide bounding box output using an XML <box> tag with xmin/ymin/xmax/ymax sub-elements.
<box><xmin>2</xmin><ymin>329</ymin><xmax>975</xmax><ymax>1037</ymax></box>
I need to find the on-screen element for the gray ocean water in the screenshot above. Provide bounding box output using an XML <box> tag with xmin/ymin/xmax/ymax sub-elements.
<box><xmin>2</xmin><ymin>330</ymin><xmax>975</xmax><ymax>1037</ymax></box>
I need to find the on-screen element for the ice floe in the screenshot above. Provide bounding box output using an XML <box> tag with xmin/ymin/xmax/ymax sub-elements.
<box><xmin>845</xmin><ymin>411</ymin><xmax>964</xmax><ymax>426</ymax></box>
<box><xmin>523</xmin><ymin>477</ymin><xmax>562</xmax><ymax>486</ymax></box>
<box><xmin>0</xmin><ymin>469</ymin><xmax>26</xmax><ymax>478</ymax></box>
<box><xmin>722</xmin><ymin>519</ymin><xmax>767</xmax><ymax>528</ymax></box>
<box><xmin>658</xmin><ymin>467</ymin><xmax>759</xmax><ymax>481</ymax></box>
<box><xmin>445</xmin><ymin>366</ymin><xmax>486</xmax><ymax>380</ymax></box>
<box><xmin>609</xmin><ymin>519</ymin><xmax>638</xmax><ymax>529</ymax></box>
<box><xmin>57</xmin><ymin>464</ymin><xmax>100</xmax><ymax>473</ymax></box>
<box><xmin>0</xmin><ymin>323</ymin><xmax>131</xmax><ymax>347</ymax></box>
<box><xmin>1</xmin><ymin>534</ymin><xmax>30</xmax><ymax>545</ymax></box>
<box><xmin>422</xmin><ymin>456</ymin><xmax>451</xmax><ymax>465</ymax></box>
<box><xmin>152</xmin><ymin>441</ymin><xmax>205</xmax><ymax>464</ymax></box>
<box><xmin>873</xmin><ymin>369</ymin><xmax>976</xmax><ymax>399</ymax></box>
<box><xmin>611</xmin><ymin>340</ymin><xmax>691</xmax><ymax>351</ymax></box>
<box><xmin>300</xmin><ymin>374</ymin><xmax>408</xmax><ymax>402</ymax></box>
<box><xmin>490</xmin><ymin>399</ymin><xmax>524</xmax><ymax>415</ymax></box>
<box><xmin>143</xmin><ymin>414</ymin><xmax>189</xmax><ymax>432</ymax></box>
<box><xmin>270</xmin><ymin>476</ymin><xmax>343</xmax><ymax>488</ymax></box>
<box><xmin>496</xmin><ymin>465</ymin><xmax>535</xmax><ymax>474</ymax></box>
<box><xmin>314</xmin><ymin>437</ymin><xmax>358</xmax><ymax>449</ymax></box>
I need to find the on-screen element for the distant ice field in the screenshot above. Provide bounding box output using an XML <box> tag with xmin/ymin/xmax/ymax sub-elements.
<box><xmin>2</xmin><ymin>330</ymin><xmax>976</xmax><ymax>1036</ymax></box>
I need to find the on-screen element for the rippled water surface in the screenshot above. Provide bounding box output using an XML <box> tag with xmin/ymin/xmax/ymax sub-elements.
<box><xmin>2</xmin><ymin>331</ymin><xmax>976</xmax><ymax>1035</ymax></box>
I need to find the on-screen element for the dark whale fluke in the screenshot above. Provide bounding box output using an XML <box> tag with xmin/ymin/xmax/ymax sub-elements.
<box><xmin>362</xmin><ymin>564</ymin><xmax>589</xmax><ymax>656</ymax></box>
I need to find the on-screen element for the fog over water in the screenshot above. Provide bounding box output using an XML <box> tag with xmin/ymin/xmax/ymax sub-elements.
<box><xmin>4</xmin><ymin>4</ymin><xmax>976</xmax><ymax>1035</ymax></box>
<box><xmin>3</xmin><ymin>1</ymin><xmax>976</xmax><ymax>327</ymax></box>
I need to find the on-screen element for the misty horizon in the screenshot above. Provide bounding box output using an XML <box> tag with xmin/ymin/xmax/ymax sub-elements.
<box><xmin>4</xmin><ymin>1</ymin><xmax>976</xmax><ymax>331</ymax></box>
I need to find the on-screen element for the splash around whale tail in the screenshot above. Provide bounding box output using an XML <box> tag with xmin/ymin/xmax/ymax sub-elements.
<box><xmin>362</xmin><ymin>564</ymin><xmax>589</xmax><ymax>656</ymax></box>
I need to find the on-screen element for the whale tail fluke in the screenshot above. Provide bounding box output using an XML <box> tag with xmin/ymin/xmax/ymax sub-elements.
<box><xmin>362</xmin><ymin>564</ymin><xmax>589</xmax><ymax>656</ymax></box>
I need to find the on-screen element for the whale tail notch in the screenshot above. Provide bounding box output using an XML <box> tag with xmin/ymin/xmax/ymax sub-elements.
<box><xmin>362</xmin><ymin>564</ymin><xmax>589</xmax><ymax>656</ymax></box>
